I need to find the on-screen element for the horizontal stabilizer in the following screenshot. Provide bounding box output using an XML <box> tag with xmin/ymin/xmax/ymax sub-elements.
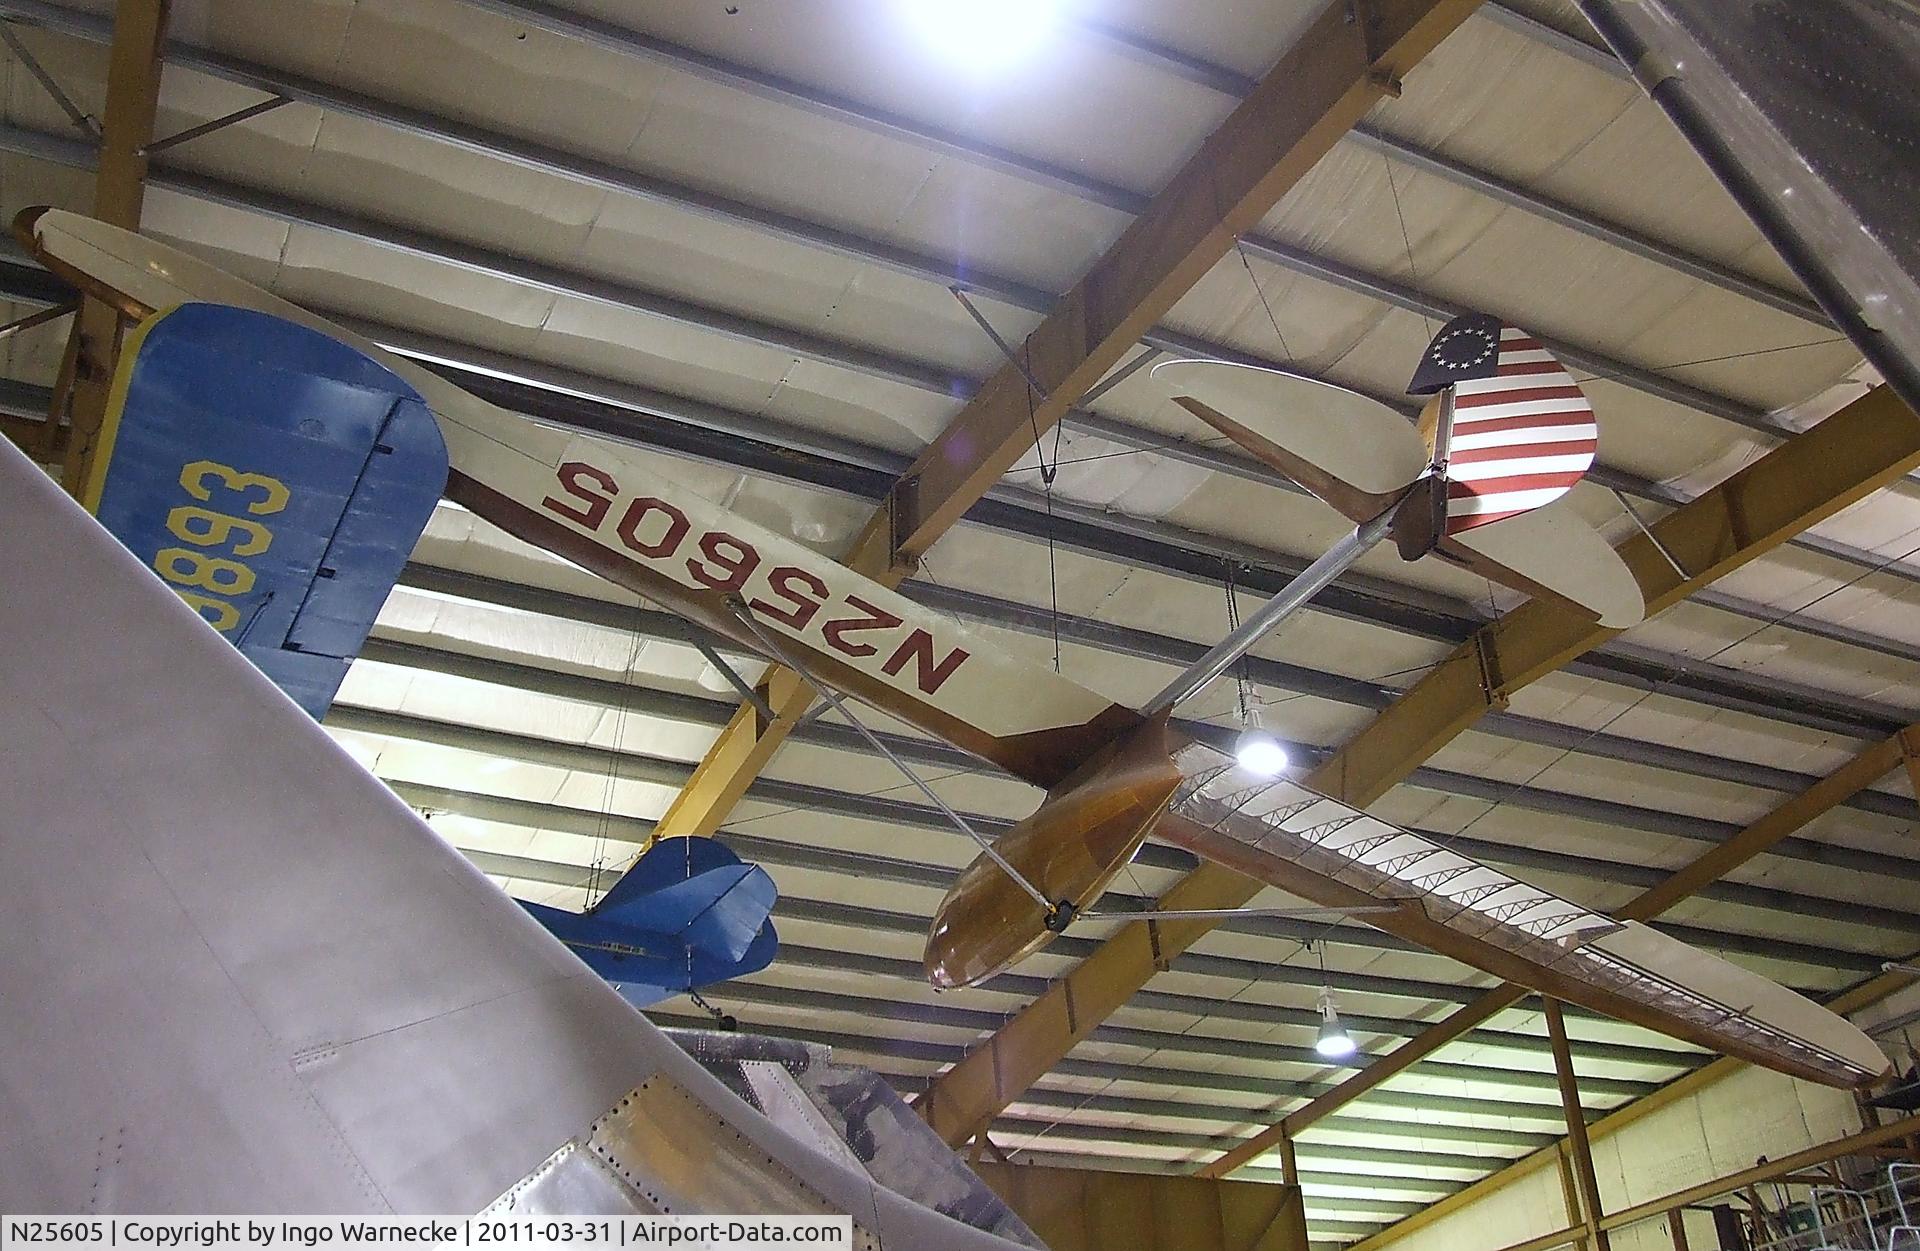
<box><xmin>89</xmin><ymin>302</ymin><xmax>447</xmax><ymax>717</ymax></box>
<box><xmin>527</xmin><ymin>837</ymin><xmax>779</xmax><ymax>1002</ymax></box>
<box><xmin>1153</xmin><ymin>359</ymin><xmax>1428</xmax><ymax>519</ymax></box>
<box><xmin>1445</xmin><ymin>493</ymin><xmax>1645</xmax><ymax>627</ymax></box>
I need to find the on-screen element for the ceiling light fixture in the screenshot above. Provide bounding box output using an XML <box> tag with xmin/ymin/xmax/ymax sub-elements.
<box><xmin>1314</xmin><ymin>986</ymin><xmax>1356</xmax><ymax>1059</ymax></box>
<box><xmin>1235</xmin><ymin>707</ymin><xmax>1289</xmax><ymax>776</ymax></box>
<box><xmin>1311</xmin><ymin>942</ymin><xmax>1356</xmax><ymax>1059</ymax></box>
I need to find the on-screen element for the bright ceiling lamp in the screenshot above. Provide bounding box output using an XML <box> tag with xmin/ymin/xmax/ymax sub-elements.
<box><xmin>1314</xmin><ymin>985</ymin><xmax>1357</xmax><ymax>1060</ymax></box>
<box><xmin>1235</xmin><ymin>707</ymin><xmax>1289</xmax><ymax>776</ymax></box>
<box><xmin>902</xmin><ymin>0</ymin><xmax>1063</xmax><ymax>69</ymax></box>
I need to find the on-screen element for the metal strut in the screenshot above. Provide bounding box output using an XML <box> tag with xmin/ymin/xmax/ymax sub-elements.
<box><xmin>950</xmin><ymin>286</ymin><xmax>1050</xmax><ymax>400</ymax></box>
<box><xmin>686</xmin><ymin>634</ymin><xmax>777</xmax><ymax>722</ymax></box>
<box><xmin>1143</xmin><ymin>505</ymin><xmax>1398</xmax><ymax>716</ymax></box>
<box><xmin>141</xmin><ymin>93</ymin><xmax>294</xmax><ymax>156</ymax></box>
<box><xmin>725</xmin><ymin>597</ymin><xmax>1061</xmax><ymax>917</ymax></box>
<box><xmin>0</xmin><ymin>22</ymin><xmax>98</xmax><ymax>138</ymax></box>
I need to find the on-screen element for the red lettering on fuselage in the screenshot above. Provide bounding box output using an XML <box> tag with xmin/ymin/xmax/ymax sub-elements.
<box><xmin>750</xmin><ymin>566</ymin><xmax>829</xmax><ymax>631</ymax></box>
<box><xmin>883</xmin><ymin>629</ymin><xmax>971</xmax><ymax>696</ymax></box>
<box><xmin>688</xmin><ymin>531</ymin><xmax>761</xmax><ymax>592</ymax></box>
<box><xmin>542</xmin><ymin>462</ymin><xmax>617</xmax><ymax>529</ymax></box>
<box><xmin>536</xmin><ymin>461</ymin><xmax>971</xmax><ymax>696</ymax></box>
<box><xmin>822</xmin><ymin>595</ymin><xmax>901</xmax><ymax>659</ymax></box>
<box><xmin>616</xmin><ymin>497</ymin><xmax>688</xmax><ymax>558</ymax></box>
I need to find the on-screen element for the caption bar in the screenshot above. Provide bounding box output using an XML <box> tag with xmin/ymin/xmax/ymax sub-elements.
<box><xmin>3</xmin><ymin>1220</ymin><xmax>853</xmax><ymax>1251</ymax></box>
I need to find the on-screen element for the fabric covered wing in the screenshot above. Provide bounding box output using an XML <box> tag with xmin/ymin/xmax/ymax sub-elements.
<box><xmin>88</xmin><ymin>303</ymin><xmax>447</xmax><ymax>718</ymax></box>
<box><xmin>1159</xmin><ymin>744</ymin><xmax>1884</xmax><ymax>1088</ymax></box>
<box><xmin>22</xmin><ymin>207</ymin><xmax>1137</xmax><ymax>791</ymax></box>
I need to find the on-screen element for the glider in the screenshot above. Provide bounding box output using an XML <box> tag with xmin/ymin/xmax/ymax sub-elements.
<box><xmin>18</xmin><ymin>206</ymin><xmax>1887</xmax><ymax>1090</ymax></box>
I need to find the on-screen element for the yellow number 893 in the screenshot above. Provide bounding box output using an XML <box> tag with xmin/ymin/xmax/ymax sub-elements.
<box><xmin>166</xmin><ymin>505</ymin><xmax>273</xmax><ymax>556</ymax></box>
<box><xmin>155</xmin><ymin>547</ymin><xmax>256</xmax><ymax>596</ymax></box>
<box><xmin>180</xmin><ymin>459</ymin><xmax>289</xmax><ymax>515</ymax></box>
<box><xmin>155</xmin><ymin>461</ymin><xmax>289</xmax><ymax>633</ymax></box>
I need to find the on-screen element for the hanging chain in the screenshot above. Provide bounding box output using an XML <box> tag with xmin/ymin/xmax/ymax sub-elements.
<box><xmin>1225</xmin><ymin>562</ymin><xmax>1253</xmax><ymax>722</ymax></box>
<box><xmin>688</xmin><ymin>989</ymin><xmax>736</xmax><ymax>1031</ymax></box>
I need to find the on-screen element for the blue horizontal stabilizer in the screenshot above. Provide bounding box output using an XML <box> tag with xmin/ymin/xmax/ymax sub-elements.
<box><xmin>88</xmin><ymin>303</ymin><xmax>447</xmax><ymax>718</ymax></box>
<box><xmin>598</xmin><ymin>836</ymin><xmax>776</xmax><ymax>963</ymax></box>
<box><xmin>522</xmin><ymin>837</ymin><xmax>779</xmax><ymax>1007</ymax></box>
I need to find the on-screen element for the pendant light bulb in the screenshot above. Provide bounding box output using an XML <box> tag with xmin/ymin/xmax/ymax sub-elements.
<box><xmin>1314</xmin><ymin>985</ymin><xmax>1356</xmax><ymax>1060</ymax></box>
<box><xmin>1235</xmin><ymin>706</ymin><xmax>1289</xmax><ymax>777</ymax></box>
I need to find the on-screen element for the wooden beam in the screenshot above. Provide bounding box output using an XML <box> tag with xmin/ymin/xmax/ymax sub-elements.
<box><xmin>1347</xmin><ymin>966</ymin><xmax>1919</xmax><ymax>1251</ymax></box>
<box><xmin>1275</xmin><ymin>1124</ymin><xmax>1300</xmax><ymax>1188</ymax></box>
<box><xmin>647</xmin><ymin>0</ymin><xmax>1483</xmax><ymax>845</ymax></box>
<box><xmin>920</xmin><ymin>383</ymin><xmax>1920</xmax><ymax>1149</ymax></box>
<box><xmin>1492</xmin><ymin>1226</ymin><xmax>1590</xmax><ymax>1251</ymax></box>
<box><xmin>1197</xmin><ymin>725</ymin><xmax>1910</xmax><ymax>1177</ymax></box>
<box><xmin>648</xmin><ymin>668</ymin><xmax>808</xmax><ymax>838</ymax></box>
<box><xmin>1</xmin><ymin>413</ymin><xmax>66</xmax><ymax>460</ymax></box>
<box><xmin>1555</xmin><ymin>1147</ymin><xmax>1589</xmax><ymax>1251</ymax></box>
<box><xmin>865</xmin><ymin>0</ymin><xmax>1482</xmax><ymax>570</ymax></box>
<box><xmin>1546</xmin><ymin>998</ymin><xmax>1612</xmax><ymax>1251</ymax></box>
<box><xmin>1618</xmin><ymin>730</ymin><xmax>1909</xmax><ymax>921</ymax></box>
<box><xmin>972</xmin><ymin>1162</ymin><xmax>1309</xmax><ymax>1251</ymax></box>
<box><xmin>58</xmin><ymin>0</ymin><xmax>170</xmax><ymax>499</ymax></box>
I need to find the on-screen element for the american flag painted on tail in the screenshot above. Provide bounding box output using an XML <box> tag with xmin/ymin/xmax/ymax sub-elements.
<box><xmin>1407</xmin><ymin>313</ymin><xmax>1598</xmax><ymax>533</ymax></box>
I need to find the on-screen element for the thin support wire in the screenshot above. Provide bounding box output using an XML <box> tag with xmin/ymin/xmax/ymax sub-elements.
<box><xmin>1611</xmin><ymin>486</ymin><xmax>1691</xmax><ymax>578</ymax></box>
<box><xmin>1381</xmin><ymin>154</ymin><xmax>1435</xmax><ymax>340</ymax></box>
<box><xmin>587</xmin><ymin>598</ymin><xmax>648</xmax><ymax>905</ymax></box>
<box><xmin>1077</xmin><ymin>345</ymin><xmax>1160</xmax><ymax>408</ymax></box>
<box><xmin>728</xmin><ymin>598</ymin><xmax>1057</xmax><ymax>912</ymax></box>
<box><xmin>950</xmin><ymin>285</ymin><xmax>1066</xmax><ymax>668</ymax></box>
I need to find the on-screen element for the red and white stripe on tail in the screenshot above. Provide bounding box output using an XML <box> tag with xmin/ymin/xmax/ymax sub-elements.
<box><xmin>1408</xmin><ymin>314</ymin><xmax>1598</xmax><ymax>533</ymax></box>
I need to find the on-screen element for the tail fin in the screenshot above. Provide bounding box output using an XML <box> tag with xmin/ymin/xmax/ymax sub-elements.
<box><xmin>1410</xmin><ymin>315</ymin><xmax>1641</xmax><ymax>625</ymax></box>
<box><xmin>1410</xmin><ymin>314</ymin><xmax>1599</xmax><ymax>535</ymax></box>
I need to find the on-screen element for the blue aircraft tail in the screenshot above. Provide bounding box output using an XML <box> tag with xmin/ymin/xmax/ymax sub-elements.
<box><xmin>522</xmin><ymin>838</ymin><xmax>779</xmax><ymax>1006</ymax></box>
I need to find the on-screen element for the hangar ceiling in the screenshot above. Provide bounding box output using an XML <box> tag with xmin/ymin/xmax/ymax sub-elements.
<box><xmin>2</xmin><ymin>0</ymin><xmax>1916</xmax><ymax>1245</ymax></box>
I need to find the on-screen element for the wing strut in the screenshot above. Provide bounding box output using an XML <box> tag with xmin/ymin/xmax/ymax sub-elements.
<box><xmin>728</xmin><ymin>596</ymin><xmax>1058</xmax><ymax>915</ymax></box>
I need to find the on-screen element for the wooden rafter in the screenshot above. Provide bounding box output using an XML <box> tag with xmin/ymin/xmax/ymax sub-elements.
<box><xmin>917</xmin><ymin>384</ymin><xmax>1920</xmax><ymax>1148</ymax></box>
<box><xmin>55</xmin><ymin>0</ymin><xmax>170</xmax><ymax>498</ymax></box>
<box><xmin>1545</xmin><ymin>998</ymin><xmax>1613</xmax><ymax>1251</ymax></box>
<box><xmin>647</xmin><ymin>0</ymin><xmax>1484</xmax><ymax>841</ymax></box>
